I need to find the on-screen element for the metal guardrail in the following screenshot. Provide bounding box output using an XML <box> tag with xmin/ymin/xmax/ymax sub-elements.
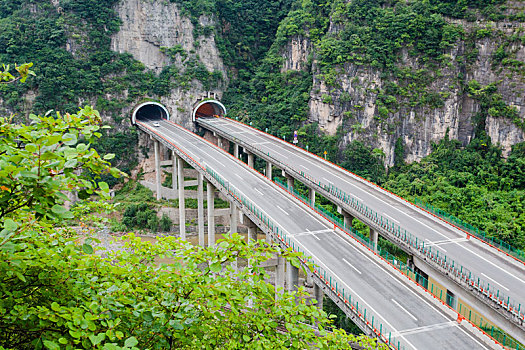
<box><xmin>197</xmin><ymin>117</ymin><xmax>525</xmax><ymax>331</ymax></box>
<box><xmin>414</xmin><ymin>198</ymin><xmax>525</xmax><ymax>264</ymax></box>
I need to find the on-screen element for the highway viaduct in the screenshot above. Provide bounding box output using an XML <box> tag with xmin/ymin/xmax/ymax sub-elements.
<box><xmin>130</xmin><ymin>99</ymin><xmax>517</xmax><ymax>349</ymax></box>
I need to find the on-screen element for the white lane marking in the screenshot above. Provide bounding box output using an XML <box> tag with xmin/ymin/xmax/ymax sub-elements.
<box><xmin>276</xmin><ymin>205</ymin><xmax>289</xmax><ymax>216</ymax></box>
<box><xmin>299</xmin><ymin>164</ymin><xmax>309</xmax><ymax>169</ymax></box>
<box><xmin>424</xmin><ymin>239</ymin><xmax>448</xmax><ymax>253</ymax></box>
<box><xmin>235</xmin><ymin>174</ymin><xmax>243</xmax><ymax>180</ymax></box>
<box><xmin>393</xmin><ymin>321</ymin><xmax>457</xmax><ymax>336</ymax></box>
<box><xmin>383</xmin><ymin>213</ymin><xmax>399</xmax><ymax>223</ymax></box>
<box><xmin>254</xmin><ymin>188</ymin><xmax>264</xmax><ymax>196</ymax></box>
<box><xmin>336</xmin><ymin>231</ymin><xmax>490</xmax><ymax>350</ymax></box>
<box><xmin>342</xmin><ymin>258</ymin><xmax>362</xmax><ymax>275</ymax></box>
<box><xmin>253</xmin><ymin>141</ymin><xmax>270</xmax><ymax>145</ymax></box>
<box><xmin>323</xmin><ymin>177</ymin><xmax>333</xmax><ymax>183</ymax></box>
<box><xmin>481</xmin><ymin>273</ymin><xmax>509</xmax><ymax>291</ymax></box>
<box><xmin>391</xmin><ymin>298</ymin><xmax>418</xmax><ymax>321</ymax></box>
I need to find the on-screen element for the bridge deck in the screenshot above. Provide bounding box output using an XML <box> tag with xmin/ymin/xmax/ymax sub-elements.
<box><xmin>137</xmin><ymin>118</ymin><xmax>494</xmax><ymax>350</ymax></box>
<box><xmin>196</xmin><ymin>117</ymin><xmax>525</xmax><ymax>322</ymax></box>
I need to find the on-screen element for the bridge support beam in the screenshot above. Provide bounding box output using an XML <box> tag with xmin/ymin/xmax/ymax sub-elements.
<box><xmin>285</xmin><ymin>173</ymin><xmax>294</xmax><ymax>191</ymax></box>
<box><xmin>342</xmin><ymin>210</ymin><xmax>354</xmax><ymax>230</ymax></box>
<box><xmin>276</xmin><ymin>256</ymin><xmax>285</xmax><ymax>294</ymax></box>
<box><xmin>230</xmin><ymin>202</ymin><xmax>238</xmax><ymax>271</ymax></box>
<box><xmin>369</xmin><ymin>228</ymin><xmax>378</xmax><ymax>252</ymax></box>
<box><xmin>266</xmin><ymin>161</ymin><xmax>273</xmax><ymax>180</ymax></box>
<box><xmin>197</xmin><ymin>172</ymin><xmax>205</xmax><ymax>247</ymax></box>
<box><xmin>171</xmin><ymin>150</ymin><xmax>178</xmax><ymax>191</ymax></box>
<box><xmin>177</xmin><ymin>156</ymin><xmax>185</xmax><ymax>239</ymax></box>
<box><xmin>207</xmin><ymin>181</ymin><xmax>215</xmax><ymax>247</ymax></box>
<box><xmin>217</xmin><ymin>136</ymin><xmax>223</xmax><ymax>149</ymax></box>
<box><xmin>234</xmin><ymin>143</ymin><xmax>239</xmax><ymax>158</ymax></box>
<box><xmin>309</xmin><ymin>188</ymin><xmax>316</xmax><ymax>207</ymax></box>
<box><xmin>314</xmin><ymin>284</ymin><xmax>324</xmax><ymax>309</ymax></box>
<box><xmin>154</xmin><ymin>140</ymin><xmax>162</xmax><ymax>201</ymax></box>
<box><xmin>247</xmin><ymin>151</ymin><xmax>254</xmax><ymax>168</ymax></box>
<box><xmin>286</xmin><ymin>261</ymin><xmax>299</xmax><ymax>292</ymax></box>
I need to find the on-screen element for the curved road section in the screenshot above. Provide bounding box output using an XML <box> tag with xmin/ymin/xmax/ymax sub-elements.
<box><xmin>136</xmin><ymin>118</ymin><xmax>497</xmax><ymax>350</ymax></box>
<box><xmin>196</xmin><ymin>116</ymin><xmax>525</xmax><ymax>341</ymax></box>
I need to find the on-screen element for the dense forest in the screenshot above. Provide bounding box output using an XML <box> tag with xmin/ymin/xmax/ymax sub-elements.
<box><xmin>0</xmin><ymin>0</ymin><xmax>524</xmax><ymax>250</ymax></box>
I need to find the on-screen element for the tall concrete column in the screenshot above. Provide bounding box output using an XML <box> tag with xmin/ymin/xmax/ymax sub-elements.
<box><xmin>197</xmin><ymin>172</ymin><xmax>204</xmax><ymax>247</ymax></box>
<box><xmin>370</xmin><ymin>228</ymin><xmax>378</xmax><ymax>252</ymax></box>
<box><xmin>207</xmin><ymin>181</ymin><xmax>215</xmax><ymax>247</ymax></box>
<box><xmin>154</xmin><ymin>140</ymin><xmax>161</xmax><ymax>201</ymax></box>
<box><xmin>342</xmin><ymin>210</ymin><xmax>354</xmax><ymax>230</ymax></box>
<box><xmin>286</xmin><ymin>174</ymin><xmax>294</xmax><ymax>191</ymax></box>
<box><xmin>217</xmin><ymin>136</ymin><xmax>223</xmax><ymax>149</ymax></box>
<box><xmin>230</xmin><ymin>202</ymin><xmax>238</xmax><ymax>271</ymax></box>
<box><xmin>314</xmin><ymin>284</ymin><xmax>324</xmax><ymax>309</ymax></box>
<box><xmin>286</xmin><ymin>261</ymin><xmax>299</xmax><ymax>292</ymax></box>
<box><xmin>266</xmin><ymin>161</ymin><xmax>273</xmax><ymax>180</ymax></box>
<box><xmin>275</xmin><ymin>256</ymin><xmax>285</xmax><ymax>294</ymax></box>
<box><xmin>234</xmin><ymin>143</ymin><xmax>239</xmax><ymax>158</ymax></box>
<box><xmin>171</xmin><ymin>150</ymin><xmax>178</xmax><ymax>191</ymax></box>
<box><xmin>309</xmin><ymin>188</ymin><xmax>316</xmax><ymax>207</ymax></box>
<box><xmin>247</xmin><ymin>151</ymin><xmax>254</xmax><ymax>168</ymax></box>
<box><xmin>177</xmin><ymin>156</ymin><xmax>185</xmax><ymax>239</ymax></box>
<box><xmin>248</xmin><ymin>224</ymin><xmax>257</xmax><ymax>242</ymax></box>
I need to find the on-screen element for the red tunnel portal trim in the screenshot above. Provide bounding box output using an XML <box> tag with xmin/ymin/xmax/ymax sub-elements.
<box><xmin>192</xmin><ymin>100</ymin><xmax>227</xmax><ymax>122</ymax></box>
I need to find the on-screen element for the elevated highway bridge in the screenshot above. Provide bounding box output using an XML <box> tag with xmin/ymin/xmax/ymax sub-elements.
<box><xmin>131</xmin><ymin>100</ymin><xmax>522</xmax><ymax>349</ymax></box>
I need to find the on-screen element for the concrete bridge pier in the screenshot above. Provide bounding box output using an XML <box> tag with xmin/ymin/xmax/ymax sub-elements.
<box><xmin>309</xmin><ymin>188</ymin><xmax>315</xmax><ymax>207</ymax></box>
<box><xmin>369</xmin><ymin>229</ymin><xmax>378</xmax><ymax>252</ymax></box>
<box><xmin>342</xmin><ymin>210</ymin><xmax>354</xmax><ymax>230</ymax></box>
<box><xmin>207</xmin><ymin>180</ymin><xmax>216</xmax><ymax>247</ymax></box>
<box><xmin>276</xmin><ymin>256</ymin><xmax>286</xmax><ymax>295</ymax></box>
<box><xmin>177</xmin><ymin>156</ymin><xmax>186</xmax><ymax>239</ymax></box>
<box><xmin>266</xmin><ymin>161</ymin><xmax>273</xmax><ymax>180</ymax></box>
<box><xmin>234</xmin><ymin>143</ymin><xmax>239</xmax><ymax>158</ymax></box>
<box><xmin>314</xmin><ymin>283</ymin><xmax>324</xmax><ymax>309</ymax></box>
<box><xmin>197</xmin><ymin>172</ymin><xmax>205</xmax><ymax>247</ymax></box>
<box><xmin>171</xmin><ymin>150</ymin><xmax>178</xmax><ymax>191</ymax></box>
<box><xmin>154</xmin><ymin>140</ymin><xmax>162</xmax><ymax>201</ymax></box>
<box><xmin>247</xmin><ymin>151</ymin><xmax>254</xmax><ymax>168</ymax></box>
<box><xmin>229</xmin><ymin>202</ymin><xmax>239</xmax><ymax>272</ymax></box>
<box><xmin>285</xmin><ymin>173</ymin><xmax>294</xmax><ymax>191</ymax></box>
<box><xmin>286</xmin><ymin>261</ymin><xmax>299</xmax><ymax>292</ymax></box>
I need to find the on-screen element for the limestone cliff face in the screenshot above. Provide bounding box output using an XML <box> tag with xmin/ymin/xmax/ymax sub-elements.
<box><xmin>282</xmin><ymin>19</ymin><xmax>525</xmax><ymax>165</ymax></box>
<box><xmin>111</xmin><ymin>0</ymin><xmax>227</xmax><ymax>130</ymax></box>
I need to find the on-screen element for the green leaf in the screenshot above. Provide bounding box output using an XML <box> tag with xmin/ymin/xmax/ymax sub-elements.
<box><xmin>210</xmin><ymin>262</ymin><xmax>222</xmax><ymax>273</ymax></box>
<box><xmin>124</xmin><ymin>336</ymin><xmax>138</xmax><ymax>348</ymax></box>
<box><xmin>25</xmin><ymin>144</ymin><xmax>37</xmax><ymax>153</ymax></box>
<box><xmin>89</xmin><ymin>333</ymin><xmax>105</xmax><ymax>346</ymax></box>
<box><xmin>103</xmin><ymin>153</ymin><xmax>115</xmax><ymax>160</ymax></box>
<box><xmin>51</xmin><ymin>205</ymin><xmax>67</xmax><ymax>215</ymax></box>
<box><xmin>20</xmin><ymin>170</ymin><xmax>38</xmax><ymax>179</ymax></box>
<box><xmin>99</xmin><ymin>181</ymin><xmax>109</xmax><ymax>191</ymax></box>
<box><xmin>62</xmin><ymin>133</ymin><xmax>78</xmax><ymax>146</ymax></box>
<box><xmin>242</xmin><ymin>334</ymin><xmax>251</xmax><ymax>342</ymax></box>
<box><xmin>43</xmin><ymin>340</ymin><xmax>60</xmax><ymax>350</ymax></box>
<box><xmin>3</xmin><ymin>219</ymin><xmax>18</xmax><ymax>232</ymax></box>
<box><xmin>82</xmin><ymin>243</ymin><xmax>94</xmax><ymax>255</ymax></box>
<box><xmin>64</xmin><ymin>159</ymin><xmax>78</xmax><ymax>168</ymax></box>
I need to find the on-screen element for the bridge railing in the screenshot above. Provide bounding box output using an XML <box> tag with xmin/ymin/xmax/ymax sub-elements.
<box><xmin>414</xmin><ymin>198</ymin><xmax>525</xmax><ymax>264</ymax></box>
<box><xmin>198</xmin><ymin>118</ymin><xmax>525</xmax><ymax>325</ymax></box>
<box><xmin>205</xmin><ymin>166</ymin><xmax>407</xmax><ymax>350</ymax></box>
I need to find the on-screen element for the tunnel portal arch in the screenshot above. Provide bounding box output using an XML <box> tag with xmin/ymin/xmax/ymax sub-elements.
<box><xmin>192</xmin><ymin>100</ymin><xmax>227</xmax><ymax>122</ymax></box>
<box><xmin>131</xmin><ymin>102</ymin><xmax>170</xmax><ymax>125</ymax></box>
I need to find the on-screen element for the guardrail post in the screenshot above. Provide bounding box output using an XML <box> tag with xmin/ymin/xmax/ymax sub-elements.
<box><xmin>206</xmin><ymin>180</ymin><xmax>216</xmax><ymax>247</ymax></box>
<box><xmin>197</xmin><ymin>172</ymin><xmax>205</xmax><ymax>247</ymax></box>
<box><xmin>154</xmin><ymin>140</ymin><xmax>162</xmax><ymax>201</ymax></box>
<box><xmin>177</xmin><ymin>156</ymin><xmax>185</xmax><ymax>239</ymax></box>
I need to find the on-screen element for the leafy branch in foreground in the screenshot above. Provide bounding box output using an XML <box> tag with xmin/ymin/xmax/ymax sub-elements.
<box><xmin>0</xmin><ymin>63</ymin><xmax>35</xmax><ymax>84</ymax></box>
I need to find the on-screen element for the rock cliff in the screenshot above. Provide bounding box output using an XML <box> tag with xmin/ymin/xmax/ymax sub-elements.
<box><xmin>111</xmin><ymin>0</ymin><xmax>228</xmax><ymax>130</ymax></box>
<box><xmin>281</xmin><ymin>13</ymin><xmax>525</xmax><ymax>165</ymax></box>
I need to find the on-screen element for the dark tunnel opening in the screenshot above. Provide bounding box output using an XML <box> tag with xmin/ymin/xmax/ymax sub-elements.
<box><xmin>193</xmin><ymin>101</ymin><xmax>226</xmax><ymax>121</ymax></box>
<box><xmin>134</xmin><ymin>104</ymin><xmax>169</xmax><ymax>123</ymax></box>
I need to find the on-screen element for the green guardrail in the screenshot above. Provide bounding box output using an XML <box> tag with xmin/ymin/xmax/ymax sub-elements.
<box><xmin>206</xmin><ymin>167</ymin><xmax>407</xmax><ymax>350</ymax></box>
<box><xmin>274</xmin><ymin>176</ymin><xmax>525</xmax><ymax>327</ymax></box>
<box><xmin>414</xmin><ymin>198</ymin><xmax>525</xmax><ymax>264</ymax></box>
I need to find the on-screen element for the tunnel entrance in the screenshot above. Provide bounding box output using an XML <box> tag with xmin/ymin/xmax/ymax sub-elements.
<box><xmin>131</xmin><ymin>102</ymin><xmax>170</xmax><ymax>125</ymax></box>
<box><xmin>192</xmin><ymin>100</ymin><xmax>227</xmax><ymax>122</ymax></box>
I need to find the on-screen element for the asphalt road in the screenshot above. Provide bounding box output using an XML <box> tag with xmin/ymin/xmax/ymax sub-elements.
<box><xmin>137</xmin><ymin>117</ymin><xmax>493</xmax><ymax>350</ymax></box>
<box><xmin>197</xmin><ymin>117</ymin><xmax>525</xmax><ymax>316</ymax></box>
